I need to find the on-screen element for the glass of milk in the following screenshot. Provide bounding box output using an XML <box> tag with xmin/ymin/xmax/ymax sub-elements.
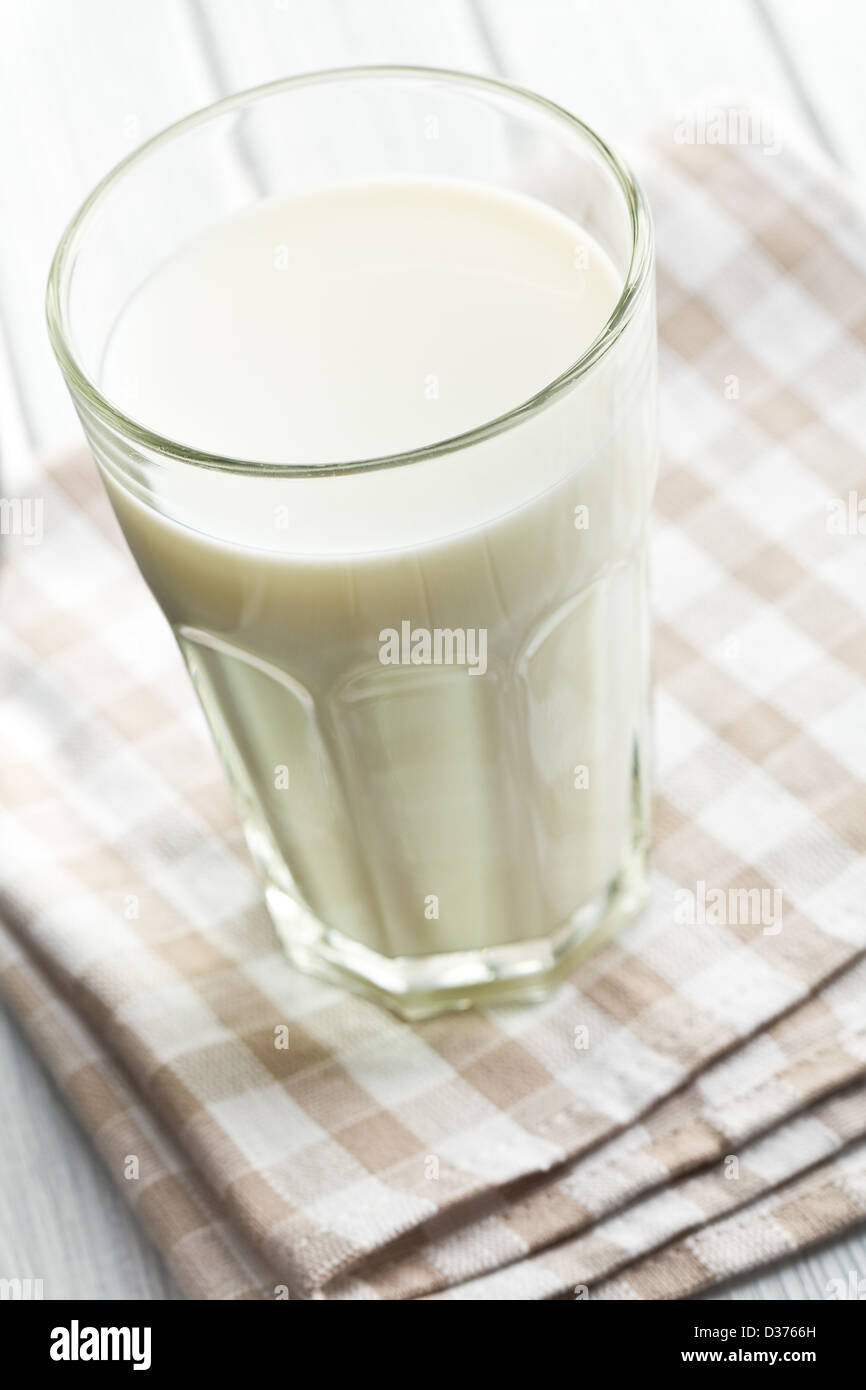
<box><xmin>48</xmin><ymin>69</ymin><xmax>657</xmax><ymax>1018</ymax></box>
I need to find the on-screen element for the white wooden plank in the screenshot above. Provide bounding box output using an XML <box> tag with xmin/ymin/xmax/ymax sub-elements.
<box><xmin>189</xmin><ymin>3</ymin><xmax>496</xmax><ymax>241</ymax></box>
<box><xmin>0</xmin><ymin>1002</ymin><xmax>178</xmax><ymax>1300</ymax></box>
<box><xmin>761</xmin><ymin>0</ymin><xmax>866</xmax><ymax>180</ymax></box>
<box><xmin>0</xmin><ymin>318</ymin><xmax>37</xmax><ymax>495</ymax></box>
<box><xmin>475</xmin><ymin>0</ymin><xmax>813</xmax><ymax>155</ymax></box>
<box><xmin>193</xmin><ymin>0</ymin><xmax>492</xmax><ymax>91</ymax></box>
<box><xmin>0</xmin><ymin>1</ymin><xmax>219</xmax><ymax>453</ymax></box>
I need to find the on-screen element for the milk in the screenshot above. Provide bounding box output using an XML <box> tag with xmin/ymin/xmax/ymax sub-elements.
<box><xmin>96</xmin><ymin>178</ymin><xmax>656</xmax><ymax>982</ymax></box>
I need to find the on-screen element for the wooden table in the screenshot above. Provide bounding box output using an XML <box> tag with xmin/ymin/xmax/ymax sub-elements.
<box><xmin>1</xmin><ymin>0</ymin><xmax>864</xmax><ymax>1300</ymax></box>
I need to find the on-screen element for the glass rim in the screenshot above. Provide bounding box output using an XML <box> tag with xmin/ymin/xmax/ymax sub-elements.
<box><xmin>46</xmin><ymin>64</ymin><xmax>653</xmax><ymax>479</ymax></box>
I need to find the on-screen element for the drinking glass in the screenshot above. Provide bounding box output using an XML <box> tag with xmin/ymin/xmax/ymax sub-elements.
<box><xmin>48</xmin><ymin>68</ymin><xmax>657</xmax><ymax>1018</ymax></box>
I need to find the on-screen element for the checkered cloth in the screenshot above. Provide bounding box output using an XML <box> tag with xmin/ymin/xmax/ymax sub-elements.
<box><xmin>1</xmin><ymin>124</ymin><xmax>866</xmax><ymax>1300</ymax></box>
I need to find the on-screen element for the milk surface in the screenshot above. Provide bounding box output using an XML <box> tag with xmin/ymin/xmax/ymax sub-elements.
<box><xmin>99</xmin><ymin>179</ymin><xmax>654</xmax><ymax>962</ymax></box>
<box><xmin>103</xmin><ymin>179</ymin><xmax>619</xmax><ymax>466</ymax></box>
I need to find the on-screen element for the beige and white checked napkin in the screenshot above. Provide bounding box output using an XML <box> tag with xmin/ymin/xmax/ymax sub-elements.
<box><xmin>1</xmin><ymin>123</ymin><xmax>866</xmax><ymax>1300</ymax></box>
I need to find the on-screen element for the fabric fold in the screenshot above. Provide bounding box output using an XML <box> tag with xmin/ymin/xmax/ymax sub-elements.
<box><xmin>430</xmin><ymin>1083</ymin><xmax>866</xmax><ymax>1299</ymax></box>
<box><xmin>593</xmin><ymin>1137</ymin><xmax>866</xmax><ymax>1301</ymax></box>
<box><xmin>328</xmin><ymin>958</ymin><xmax>866</xmax><ymax>1297</ymax></box>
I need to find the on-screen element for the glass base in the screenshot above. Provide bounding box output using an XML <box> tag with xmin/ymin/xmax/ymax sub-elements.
<box><xmin>262</xmin><ymin>845</ymin><xmax>649</xmax><ymax>1020</ymax></box>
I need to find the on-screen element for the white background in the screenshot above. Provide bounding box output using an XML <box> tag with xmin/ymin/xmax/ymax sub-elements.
<box><xmin>1</xmin><ymin>0</ymin><xmax>865</xmax><ymax>1300</ymax></box>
